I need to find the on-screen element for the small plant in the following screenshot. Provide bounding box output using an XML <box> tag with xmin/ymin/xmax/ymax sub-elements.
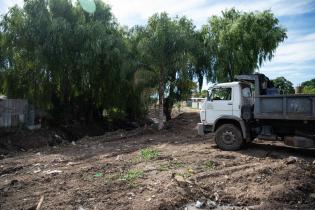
<box><xmin>175</xmin><ymin>102</ymin><xmax>181</xmax><ymax>112</ymax></box>
<box><xmin>158</xmin><ymin>163</ymin><xmax>170</xmax><ymax>171</ymax></box>
<box><xmin>158</xmin><ymin>160</ymin><xmax>184</xmax><ymax>171</ymax></box>
<box><xmin>120</xmin><ymin>169</ymin><xmax>144</xmax><ymax>186</ymax></box>
<box><xmin>177</xmin><ymin>172</ymin><xmax>192</xmax><ymax>178</ymax></box>
<box><xmin>171</xmin><ymin>160</ymin><xmax>184</xmax><ymax>168</ymax></box>
<box><xmin>131</xmin><ymin>156</ymin><xmax>142</xmax><ymax>164</ymax></box>
<box><xmin>105</xmin><ymin>170</ymin><xmax>144</xmax><ymax>186</ymax></box>
<box><xmin>203</xmin><ymin>160</ymin><xmax>215</xmax><ymax>170</ymax></box>
<box><xmin>139</xmin><ymin>148</ymin><xmax>159</xmax><ymax>160</ymax></box>
<box><xmin>94</xmin><ymin>172</ymin><xmax>103</xmax><ymax>177</ymax></box>
<box><xmin>176</xmin><ymin>168</ymin><xmax>195</xmax><ymax>179</ymax></box>
<box><xmin>187</xmin><ymin>168</ymin><xmax>194</xmax><ymax>174</ymax></box>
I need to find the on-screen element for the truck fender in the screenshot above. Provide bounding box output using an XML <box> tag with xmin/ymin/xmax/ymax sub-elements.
<box><xmin>212</xmin><ymin>116</ymin><xmax>247</xmax><ymax>139</ymax></box>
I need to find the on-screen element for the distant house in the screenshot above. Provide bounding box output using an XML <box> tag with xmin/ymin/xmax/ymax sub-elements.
<box><xmin>187</xmin><ymin>97</ymin><xmax>205</xmax><ymax>109</ymax></box>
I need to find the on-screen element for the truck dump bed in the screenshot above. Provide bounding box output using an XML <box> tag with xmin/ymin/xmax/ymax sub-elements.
<box><xmin>254</xmin><ymin>94</ymin><xmax>315</xmax><ymax>120</ymax></box>
<box><xmin>235</xmin><ymin>74</ymin><xmax>315</xmax><ymax>121</ymax></box>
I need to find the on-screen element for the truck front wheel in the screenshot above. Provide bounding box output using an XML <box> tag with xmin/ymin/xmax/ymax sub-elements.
<box><xmin>215</xmin><ymin>124</ymin><xmax>244</xmax><ymax>151</ymax></box>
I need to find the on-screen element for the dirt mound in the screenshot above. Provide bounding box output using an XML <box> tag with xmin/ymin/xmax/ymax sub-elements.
<box><xmin>0</xmin><ymin>128</ymin><xmax>67</xmax><ymax>156</ymax></box>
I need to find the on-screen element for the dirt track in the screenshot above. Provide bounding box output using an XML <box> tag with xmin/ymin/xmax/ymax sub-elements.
<box><xmin>1</xmin><ymin>112</ymin><xmax>315</xmax><ymax>210</ymax></box>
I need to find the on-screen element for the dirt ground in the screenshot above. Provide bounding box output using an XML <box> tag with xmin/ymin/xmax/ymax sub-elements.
<box><xmin>1</xmin><ymin>112</ymin><xmax>315</xmax><ymax>210</ymax></box>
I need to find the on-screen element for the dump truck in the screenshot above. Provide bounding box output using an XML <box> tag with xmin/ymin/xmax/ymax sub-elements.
<box><xmin>198</xmin><ymin>73</ymin><xmax>315</xmax><ymax>150</ymax></box>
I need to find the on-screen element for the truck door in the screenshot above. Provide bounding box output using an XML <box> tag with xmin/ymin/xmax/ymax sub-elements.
<box><xmin>205</xmin><ymin>87</ymin><xmax>233</xmax><ymax>124</ymax></box>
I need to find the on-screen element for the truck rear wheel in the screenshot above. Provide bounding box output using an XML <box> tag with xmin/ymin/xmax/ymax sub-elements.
<box><xmin>215</xmin><ymin>124</ymin><xmax>244</xmax><ymax>151</ymax></box>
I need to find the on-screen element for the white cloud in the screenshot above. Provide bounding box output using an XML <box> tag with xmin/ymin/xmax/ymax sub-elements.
<box><xmin>2</xmin><ymin>0</ymin><xmax>314</xmax><ymax>26</ymax></box>
<box><xmin>104</xmin><ymin>0</ymin><xmax>315</xmax><ymax>27</ymax></box>
<box><xmin>105</xmin><ymin>0</ymin><xmax>207</xmax><ymax>26</ymax></box>
<box><xmin>260</xmin><ymin>32</ymin><xmax>315</xmax><ymax>85</ymax></box>
<box><xmin>272</xmin><ymin>37</ymin><xmax>315</xmax><ymax>64</ymax></box>
<box><xmin>0</xmin><ymin>0</ymin><xmax>24</xmax><ymax>14</ymax></box>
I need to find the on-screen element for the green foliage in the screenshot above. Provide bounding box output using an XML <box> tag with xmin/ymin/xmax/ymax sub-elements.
<box><xmin>193</xmin><ymin>90</ymin><xmax>208</xmax><ymax>98</ymax></box>
<box><xmin>158</xmin><ymin>163</ymin><xmax>170</xmax><ymax>171</ymax></box>
<box><xmin>272</xmin><ymin>77</ymin><xmax>295</xmax><ymax>94</ymax></box>
<box><xmin>300</xmin><ymin>78</ymin><xmax>315</xmax><ymax>94</ymax></box>
<box><xmin>139</xmin><ymin>148</ymin><xmax>159</xmax><ymax>160</ymax></box>
<box><xmin>203</xmin><ymin>9</ymin><xmax>287</xmax><ymax>82</ymax></box>
<box><xmin>131</xmin><ymin>13</ymin><xmax>198</xmax><ymax>127</ymax></box>
<box><xmin>302</xmin><ymin>86</ymin><xmax>315</xmax><ymax>94</ymax></box>
<box><xmin>94</xmin><ymin>172</ymin><xmax>103</xmax><ymax>177</ymax></box>
<box><xmin>119</xmin><ymin>169</ymin><xmax>144</xmax><ymax>187</ymax></box>
<box><xmin>158</xmin><ymin>160</ymin><xmax>184</xmax><ymax>171</ymax></box>
<box><xmin>301</xmin><ymin>78</ymin><xmax>315</xmax><ymax>89</ymax></box>
<box><xmin>0</xmin><ymin>3</ymin><xmax>286</xmax><ymax>128</ymax></box>
<box><xmin>203</xmin><ymin>160</ymin><xmax>216</xmax><ymax>170</ymax></box>
<box><xmin>0</xmin><ymin>0</ymin><xmax>146</xmax><ymax>124</ymax></box>
<box><xmin>104</xmin><ymin>169</ymin><xmax>144</xmax><ymax>186</ymax></box>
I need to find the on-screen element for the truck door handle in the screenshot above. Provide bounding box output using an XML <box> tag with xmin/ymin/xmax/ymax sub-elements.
<box><xmin>227</xmin><ymin>102</ymin><xmax>233</xmax><ymax>105</ymax></box>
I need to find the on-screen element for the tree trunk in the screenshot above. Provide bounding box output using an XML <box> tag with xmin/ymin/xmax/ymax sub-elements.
<box><xmin>158</xmin><ymin>85</ymin><xmax>164</xmax><ymax>130</ymax></box>
<box><xmin>198</xmin><ymin>72</ymin><xmax>203</xmax><ymax>93</ymax></box>
<box><xmin>158</xmin><ymin>68</ymin><xmax>165</xmax><ymax>130</ymax></box>
<box><xmin>163</xmin><ymin>97</ymin><xmax>172</xmax><ymax>121</ymax></box>
<box><xmin>163</xmin><ymin>72</ymin><xmax>176</xmax><ymax>121</ymax></box>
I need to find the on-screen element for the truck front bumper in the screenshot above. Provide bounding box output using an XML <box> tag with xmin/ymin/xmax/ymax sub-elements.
<box><xmin>197</xmin><ymin>123</ymin><xmax>204</xmax><ymax>135</ymax></box>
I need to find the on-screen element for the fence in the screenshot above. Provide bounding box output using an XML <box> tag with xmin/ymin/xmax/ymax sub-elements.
<box><xmin>0</xmin><ymin>99</ymin><xmax>34</xmax><ymax>128</ymax></box>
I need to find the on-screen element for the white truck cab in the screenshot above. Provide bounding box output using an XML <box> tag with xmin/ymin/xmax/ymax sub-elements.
<box><xmin>200</xmin><ymin>81</ymin><xmax>251</xmax><ymax>125</ymax></box>
<box><xmin>198</xmin><ymin>81</ymin><xmax>252</xmax><ymax>150</ymax></box>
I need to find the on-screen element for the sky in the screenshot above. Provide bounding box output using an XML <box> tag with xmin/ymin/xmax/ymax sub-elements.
<box><xmin>1</xmin><ymin>0</ymin><xmax>315</xmax><ymax>87</ymax></box>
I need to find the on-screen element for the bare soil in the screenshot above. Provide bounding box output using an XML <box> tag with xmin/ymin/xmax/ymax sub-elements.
<box><xmin>1</xmin><ymin>112</ymin><xmax>315</xmax><ymax>210</ymax></box>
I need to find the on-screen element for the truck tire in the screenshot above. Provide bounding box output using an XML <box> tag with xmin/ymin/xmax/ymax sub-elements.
<box><xmin>215</xmin><ymin>124</ymin><xmax>244</xmax><ymax>151</ymax></box>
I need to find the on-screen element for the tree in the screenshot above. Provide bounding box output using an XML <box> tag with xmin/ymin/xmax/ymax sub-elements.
<box><xmin>302</xmin><ymin>86</ymin><xmax>315</xmax><ymax>94</ymax></box>
<box><xmin>301</xmin><ymin>78</ymin><xmax>315</xmax><ymax>94</ymax></box>
<box><xmin>203</xmin><ymin>9</ymin><xmax>287</xmax><ymax>82</ymax></box>
<box><xmin>272</xmin><ymin>77</ymin><xmax>295</xmax><ymax>94</ymax></box>
<box><xmin>0</xmin><ymin>2</ymin><xmax>288</xmax><ymax>130</ymax></box>
<box><xmin>301</xmin><ymin>78</ymin><xmax>315</xmax><ymax>88</ymax></box>
<box><xmin>135</xmin><ymin>13</ymin><xmax>196</xmax><ymax>129</ymax></box>
<box><xmin>193</xmin><ymin>90</ymin><xmax>208</xmax><ymax>98</ymax></box>
<box><xmin>0</xmin><ymin>0</ymin><xmax>146</xmax><ymax>124</ymax></box>
<box><xmin>190</xmin><ymin>28</ymin><xmax>216</xmax><ymax>92</ymax></box>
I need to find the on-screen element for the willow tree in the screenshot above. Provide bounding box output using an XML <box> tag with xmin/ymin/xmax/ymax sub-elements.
<box><xmin>203</xmin><ymin>9</ymin><xmax>287</xmax><ymax>82</ymax></box>
<box><xmin>0</xmin><ymin>0</ymin><xmax>144</xmax><ymax>123</ymax></box>
<box><xmin>190</xmin><ymin>28</ymin><xmax>215</xmax><ymax>92</ymax></box>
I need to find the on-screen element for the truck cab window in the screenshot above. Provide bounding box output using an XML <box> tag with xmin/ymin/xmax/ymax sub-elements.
<box><xmin>211</xmin><ymin>88</ymin><xmax>231</xmax><ymax>100</ymax></box>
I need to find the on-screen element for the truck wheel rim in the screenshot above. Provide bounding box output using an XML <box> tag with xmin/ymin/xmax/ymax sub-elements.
<box><xmin>222</xmin><ymin>131</ymin><xmax>236</xmax><ymax>145</ymax></box>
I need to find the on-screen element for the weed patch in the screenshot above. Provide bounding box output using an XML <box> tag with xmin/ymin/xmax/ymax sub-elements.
<box><xmin>119</xmin><ymin>169</ymin><xmax>144</xmax><ymax>187</ymax></box>
<box><xmin>158</xmin><ymin>160</ymin><xmax>185</xmax><ymax>171</ymax></box>
<box><xmin>203</xmin><ymin>160</ymin><xmax>216</xmax><ymax>170</ymax></box>
<box><xmin>139</xmin><ymin>148</ymin><xmax>159</xmax><ymax>160</ymax></box>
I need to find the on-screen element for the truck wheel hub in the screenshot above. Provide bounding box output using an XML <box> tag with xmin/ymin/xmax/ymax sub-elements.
<box><xmin>222</xmin><ymin>131</ymin><xmax>235</xmax><ymax>145</ymax></box>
